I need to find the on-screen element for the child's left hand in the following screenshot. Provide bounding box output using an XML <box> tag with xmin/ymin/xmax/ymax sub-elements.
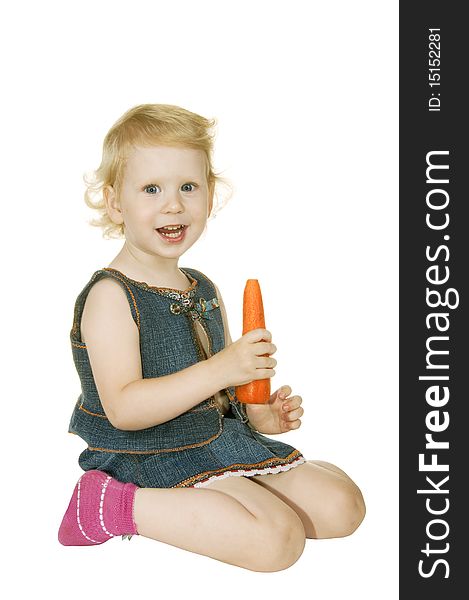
<box><xmin>244</xmin><ymin>385</ymin><xmax>304</xmax><ymax>435</ymax></box>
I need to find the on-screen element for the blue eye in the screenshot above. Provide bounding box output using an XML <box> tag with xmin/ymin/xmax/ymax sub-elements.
<box><xmin>144</xmin><ymin>184</ymin><xmax>160</xmax><ymax>194</ymax></box>
<box><xmin>144</xmin><ymin>183</ymin><xmax>196</xmax><ymax>194</ymax></box>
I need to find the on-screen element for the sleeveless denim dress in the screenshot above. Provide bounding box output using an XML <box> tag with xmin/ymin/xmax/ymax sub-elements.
<box><xmin>68</xmin><ymin>267</ymin><xmax>305</xmax><ymax>488</ymax></box>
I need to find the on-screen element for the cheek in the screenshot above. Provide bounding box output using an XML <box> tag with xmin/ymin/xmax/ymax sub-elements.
<box><xmin>124</xmin><ymin>203</ymin><xmax>154</xmax><ymax>223</ymax></box>
<box><xmin>193</xmin><ymin>199</ymin><xmax>209</xmax><ymax>220</ymax></box>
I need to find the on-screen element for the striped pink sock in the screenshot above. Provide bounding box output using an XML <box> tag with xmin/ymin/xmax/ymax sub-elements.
<box><xmin>58</xmin><ymin>470</ymin><xmax>139</xmax><ymax>546</ymax></box>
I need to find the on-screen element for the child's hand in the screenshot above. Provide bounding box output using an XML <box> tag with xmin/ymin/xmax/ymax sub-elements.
<box><xmin>211</xmin><ymin>328</ymin><xmax>277</xmax><ymax>389</ymax></box>
<box><xmin>245</xmin><ymin>385</ymin><xmax>304</xmax><ymax>435</ymax></box>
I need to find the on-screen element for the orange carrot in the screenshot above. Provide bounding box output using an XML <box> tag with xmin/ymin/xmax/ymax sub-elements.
<box><xmin>235</xmin><ymin>279</ymin><xmax>271</xmax><ymax>404</ymax></box>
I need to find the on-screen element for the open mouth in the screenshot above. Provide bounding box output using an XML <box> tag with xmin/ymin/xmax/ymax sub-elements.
<box><xmin>155</xmin><ymin>224</ymin><xmax>187</xmax><ymax>243</ymax></box>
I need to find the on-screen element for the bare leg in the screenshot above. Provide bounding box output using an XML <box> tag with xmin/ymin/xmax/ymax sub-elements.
<box><xmin>251</xmin><ymin>460</ymin><xmax>366</xmax><ymax>539</ymax></box>
<box><xmin>133</xmin><ymin>475</ymin><xmax>306</xmax><ymax>572</ymax></box>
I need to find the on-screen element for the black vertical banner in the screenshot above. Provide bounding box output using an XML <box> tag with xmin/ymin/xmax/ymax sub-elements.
<box><xmin>400</xmin><ymin>2</ymin><xmax>466</xmax><ymax>596</ymax></box>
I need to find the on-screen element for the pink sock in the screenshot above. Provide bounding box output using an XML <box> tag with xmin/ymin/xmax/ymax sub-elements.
<box><xmin>58</xmin><ymin>470</ymin><xmax>139</xmax><ymax>546</ymax></box>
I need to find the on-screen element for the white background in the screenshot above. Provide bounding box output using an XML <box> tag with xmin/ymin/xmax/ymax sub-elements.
<box><xmin>1</xmin><ymin>1</ymin><xmax>398</xmax><ymax>598</ymax></box>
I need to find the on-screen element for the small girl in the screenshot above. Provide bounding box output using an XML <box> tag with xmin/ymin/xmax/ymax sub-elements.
<box><xmin>58</xmin><ymin>103</ymin><xmax>365</xmax><ymax>571</ymax></box>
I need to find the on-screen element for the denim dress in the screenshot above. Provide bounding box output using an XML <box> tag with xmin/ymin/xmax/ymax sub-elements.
<box><xmin>68</xmin><ymin>267</ymin><xmax>305</xmax><ymax>488</ymax></box>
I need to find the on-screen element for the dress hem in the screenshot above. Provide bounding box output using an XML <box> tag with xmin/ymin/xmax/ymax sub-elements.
<box><xmin>189</xmin><ymin>455</ymin><xmax>306</xmax><ymax>488</ymax></box>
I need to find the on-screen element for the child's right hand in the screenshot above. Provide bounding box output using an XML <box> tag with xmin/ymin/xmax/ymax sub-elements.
<box><xmin>211</xmin><ymin>328</ymin><xmax>277</xmax><ymax>389</ymax></box>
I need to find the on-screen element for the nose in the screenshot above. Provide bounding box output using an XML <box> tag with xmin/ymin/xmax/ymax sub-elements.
<box><xmin>161</xmin><ymin>189</ymin><xmax>184</xmax><ymax>213</ymax></box>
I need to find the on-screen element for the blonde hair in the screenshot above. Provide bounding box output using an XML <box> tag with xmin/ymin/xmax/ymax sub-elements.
<box><xmin>84</xmin><ymin>103</ymin><xmax>232</xmax><ymax>239</ymax></box>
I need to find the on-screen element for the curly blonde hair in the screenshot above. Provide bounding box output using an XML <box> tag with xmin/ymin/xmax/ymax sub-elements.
<box><xmin>84</xmin><ymin>103</ymin><xmax>232</xmax><ymax>239</ymax></box>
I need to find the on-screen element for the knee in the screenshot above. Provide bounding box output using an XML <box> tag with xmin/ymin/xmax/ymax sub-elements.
<box><xmin>327</xmin><ymin>482</ymin><xmax>366</xmax><ymax>538</ymax></box>
<box><xmin>249</xmin><ymin>511</ymin><xmax>306</xmax><ymax>572</ymax></box>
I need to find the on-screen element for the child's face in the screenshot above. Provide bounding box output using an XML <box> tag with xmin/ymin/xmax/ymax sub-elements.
<box><xmin>107</xmin><ymin>145</ymin><xmax>213</xmax><ymax>263</ymax></box>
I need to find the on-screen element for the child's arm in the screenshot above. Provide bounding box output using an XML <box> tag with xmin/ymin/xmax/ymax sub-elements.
<box><xmin>81</xmin><ymin>278</ymin><xmax>275</xmax><ymax>432</ymax></box>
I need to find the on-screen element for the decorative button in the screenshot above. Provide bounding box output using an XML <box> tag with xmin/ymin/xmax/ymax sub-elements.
<box><xmin>170</xmin><ymin>303</ymin><xmax>182</xmax><ymax>315</ymax></box>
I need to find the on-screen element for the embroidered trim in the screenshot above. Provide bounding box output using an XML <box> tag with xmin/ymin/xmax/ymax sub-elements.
<box><xmin>190</xmin><ymin>297</ymin><xmax>220</xmax><ymax>321</ymax></box>
<box><xmin>101</xmin><ymin>267</ymin><xmax>217</xmax><ymax>321</ymax></box>
<box><xmin>174</xmin><ymin>451</ymin><xmax>306</xmax><ymax>488</ymax></box>
<box><xmin>102</xmin><ymin>267</ymin><xmax>198</xmax><ymax>297</ymax></box>
<box><xmin>191</xmin><ymin>456</ymin><xmax>307</xmax><ymax>488</ymax></box>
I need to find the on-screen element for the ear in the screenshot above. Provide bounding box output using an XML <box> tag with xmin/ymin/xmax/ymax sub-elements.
<box><xmin>103</xmin><ymin>185</ymin><xmax>124</xmax><ymax>225</ymax></box>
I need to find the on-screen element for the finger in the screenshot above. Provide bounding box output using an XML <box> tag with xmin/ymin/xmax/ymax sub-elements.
<box><xmin>282</xmin><ymin>394</ymin><xmax>302</xmax><ymax>407</ymax></box>
<box><xmin>255</xmin><ymin>342</ymin><xmax>277</xmax><ymax>356</ymax></box>
<box><xmin>257</xmin><ymin>356</ymin><xmax>277</xmax><ymax>369</ymax></box>
<box><xmin>281</xmin><ymin>413</ymin><xmax>301</xmax><ymax>428</ymax></box>
<box><xmin>281</xmin><ymin>396</ymin><xmax>302</xmax><ymax>411</ymax></box>
<box><xmin>255</xmin><ymin>368</ymin><xmax>276</xmax><ymax>379</ymax></box>
<box><xmin>277</xmin><ymin>385</ymin><xmax>292</xmax><ymax>399</ymax></box>
<box><xmin>255</xmin><ymin>341</ymin><xmax>276</xmax><ymax>356</ymax></box>
<box><xmin>247</xmin><ymin>328</ymin><xmax>272</xmax><ymax>343</ymax></box>
<box><xmin>285</xmin><ymin>407</ymin><xmax>304</xmax><ymax>421</ymax></box>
